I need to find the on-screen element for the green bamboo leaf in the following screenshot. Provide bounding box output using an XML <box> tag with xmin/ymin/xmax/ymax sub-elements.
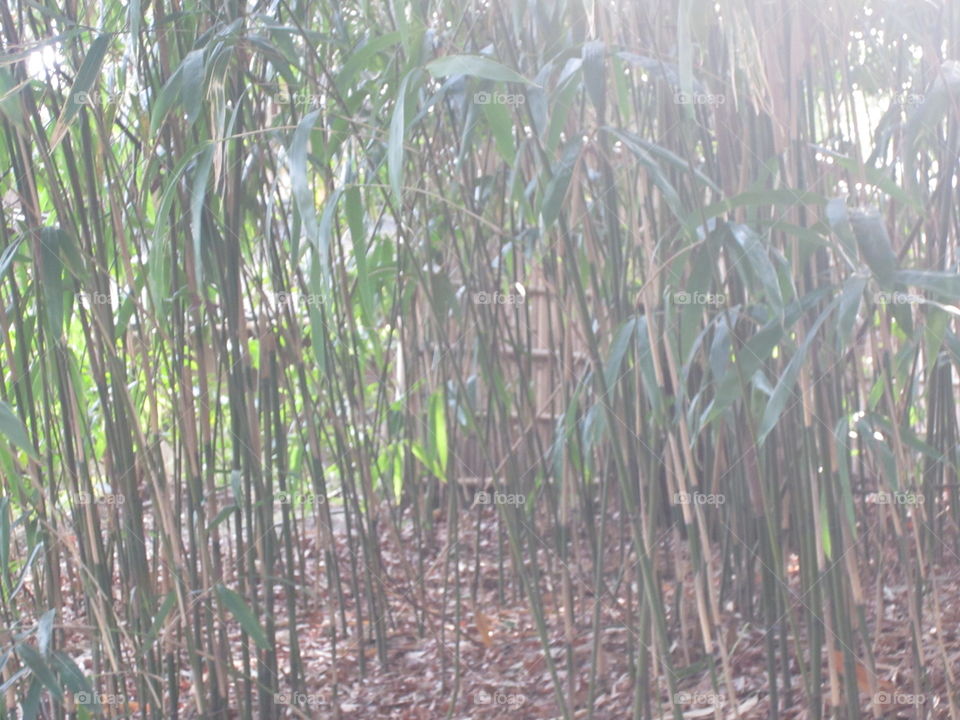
<box><xmin>582</xmin><ymin>41</ymin><xmax>605</xmax><ymax>114</ymax></box>
<box><xmin>0</xmin><ymin>236</ymin><xmax>22</xmax><ymax>282</ymax></box>
<box><xmin>425</xmin><ymin>55</ymin><xmax>531</xmax><ymax>84</ymax></box>
<box><xmin>833</xmin><ymin>418</ymin><xmax>858</xmax><ymax>540</ymax></box>
<box><xmin>848</xmin><ymin>208</ymin><xmax>898</xmax><ymax>286</ymax></box>
<box><xmin>36</xmin><ymin>610</ymin><xmax>55</xmax><ymax>657</ymax></box>
<box><xmin>0</xmin><ymin>401</ymin><xmax>36</xmax><ymax>460</ymax></box>
<box><xmin>17</xmin><ymin>643</ymin><xmax>63</xmax><ymax>700</ymax></box>
<box><xmin>190</xmin><ymin>143</ymin><xmax>214</xmax><ymax>285</ymax></box>
<box><xmin>316</xmin><ymin>186</ymin><xmax>343</xmax><ymax>289</ymax></box>
<box><xmin>0</xmin><ymin>498</ymin><xmax>8</xmax><ymax>588</ymax></box>
<box><xmin>389</xmin><ymin>71</ymin><xmax>417</xmax><ymax>202</ymax></box>
<box><xmin>0</xmin><ymin>69</ymin><xmax>27</xmax><ymax>130</ymax></box>
<box><xmin>604</xmin><ymin>317</ymin><xmax>636</xmax><ymax>389</ymax></box>
<box><xmin>891</xmin><ymin>269</ymin><xmax>960</xmax><ymax>300</ymax></box>
<box><xmin>215</xmin><ymin>584</ymin><xmax>269</xmax><ymax>649</ymax></box>
<box><xmin>49</xmin><ymin>651</ymin><xmax>90</xmax><ymax>695</ymax></box>
<box><xmin>429</xmin><ymin>392</ymin><xmax>448</xmax><ymax>481</ymax></box>
<box><xmin>345</xmin><ymin>186</ymin><xmax>374</xmax><ymax>325</ymax></box>
<box><xmin>336</xmin><ymin>32</ymin><xmax>402</xmax><ymax>94</ymax></box>
<box><xmin>541</xmin><ymin>140</ymin><xmax>580</xmax><ymax>227</ymax></box>
<box><xmin>836</xmin><ymin>274</ymin><xmax>867</xmax><ymax>345</ymax></box>
<box><xmin>180</xmin><ymin>49</ymin><xmax>207</xmax><ymax>128</ymax></box>
<box><xmin>150</xmin><ymin>47</ymin><xmax>205</xmax><ymax>132</ymax></box>
<box><xmin>478</xmin><ymin>99</ymin><xmax>516</xmax><ymax>164</ymax></box>
<box><xmin>38</xmin><ymin>228</ymin><xmax>65</xmax><ymax>338</ymax></box>
<box><xmin>22</xmin><ymin>678</ymin><xmax>42</xmax><ymax>720</ymax></box>
<box><xmin>758</xmin><ymin>296</ymin><xmax>840</xmax><ymax>444</ymax></box>
<box><xmin>727</xmin><ymin>224</ymin><xmax>783</xmax><ymax>316</ymax></box>
<box><xmin>50</xmin><ymin>32</ymin><xmax>113</xmax><ymax>148</ymax></box>
<box><xmin>144</xmin><ymin>592</ymin><xmax>177</xmax><ymax>649</ymax></box>
<box><xmin>605</xmin><ymin>128</ymin><xmax>683</xmax><ymax>219</ymax></box>
<box><xmin>289</xmin><ymin>109</ymin><xmax>322</xmax><ymax>255</ymax></box>
<box><xmin>150</xmin><ymin>64</ymin><xmax>183</xmax><ymax>132</ymax></box>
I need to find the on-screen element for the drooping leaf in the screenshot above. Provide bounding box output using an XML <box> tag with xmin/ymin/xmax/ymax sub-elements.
<box><xmin>758</xmin><ymin>296</ymin><xmax>840</xmax><ymax>443</ymax></box>
<box><xmin>389</xmin><ymin>71</ymin><xmax>417</xmax><ymax>202</ymax></box>
<box><xmin>215</xmin><ymin>584</ymin><xmax>269</xmax><ymax>649</ymax></box>
<box><xmin>0</xmin><ymin>401</ymin><xmax>36</xmax><ymax>460</ymax></box>
<box><xmin>289</xmin><ymin>109</ymin><xmax>322</xmax><ymax>256</ymax></box>
<box><xmin>425</xmin><ymin>55</ymin><xmax>531</xmax><ymax>85</ymax></box>
<box><xmin>50</xmin><ymin>32</ymin><xmax>113</xmax><ymax>148</ymax></box>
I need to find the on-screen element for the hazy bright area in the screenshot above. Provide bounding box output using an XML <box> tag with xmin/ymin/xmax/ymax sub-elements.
<box><xmin>0</xmin><ymin>0</ymin><xmax>959</xmax><ymax>718</ymax></box>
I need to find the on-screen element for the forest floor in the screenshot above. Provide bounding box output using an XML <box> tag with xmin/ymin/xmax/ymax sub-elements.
<box><xmin>282</xmin><ymin>505</ymin><xmax>960</xmax><ymax>719</ymax></box>
<box><xmin>54</xmin><ymin>502</ymin><xmax>960</xmax><ymax>718</ymax></box>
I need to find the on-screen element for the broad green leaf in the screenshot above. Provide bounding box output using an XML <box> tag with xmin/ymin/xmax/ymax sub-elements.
<box><xmin>345</xmin><ymin>186</ymin><xmax>374</xmax><ymax>326</ymax></box>
<box><xmin>50</xmin><ymin>32</ymin><xmax>113</xmax><ymax>148</ymax></box>
<box><xmin>289</xmin><ymin>109</ymin><xmax>322</xmax><ymax>255</ymax></box>
<box><xmin>429</xmin><ymin>391</ymin><xmax>448</xmax><ymax>480</ymax></box>
<box><xmin>144</xmin><ymin>591</ymin><xmax>177</xmax><ymax>649</ymax></box>
<box><xmin>38</xmin><ymin>228</ymin><xmax>65</xmax><ymax>338</ymax></box>
<box><xmin>389</xmin><ymin>71</ymin><xmax>417</xmax><ymax>202</ymax></box>
<box><xmin>758</xmin><ymin>296</ymin><xmax>840</xmax><ymax>443</ymax></box>
<box><xmin>215</xmin><ymin>584</ymin><xmax>269</xmax><ymax>649</ymax></box>
<box><xmin>49</xmin><ymin>652</ymin><xmax>90</xmax><ymax>695</ymax></box>
<box><xmin>604</xmin><ymin>317</ymin><xmax>636</xmax><ymax>389</ymax></box>
<box><xmin>0</xmin><ymin>401</ymin><xmax>36</xmax><ymax>460</ymax></box>
<box><xmin>836</xmin><ymin>274</ymin><xmax>867</xmax><ymax>346</ymax></box>
<box><xmin>336</xmin><ymin>32</ymin><xmax>402</xmax><ymax>94</ymax></box>
<box><xmin>541</xmin><ymin>140</ymin><xmax>580</xmax><ymax>227</ymax></box>
<box><xmin>316</xmin><ymin>186</ymin><xmax>343</xmax><ymax>289</ymax></box>
<box><xmin>17</xmin><ymin>643</ymin><xmax>63</xmax><ymax>700</ymax></box>
<box><xmin>0</xmin><ymin>497</ymin><xmax>8</xmax><ymax>587</ymax></box>
<box><xmin>479</xmin><ymin>99</ymin><xmax>516</xmax><ymax>164</ymax></box>
<box><xmin>892</xmin><ymin>269</ymin><xmax>960</xmax><ymax>300</ymax></box>
<box><xmin>605</xmin><ymin>128</ymin><xmax>684</xmax><ymax>219</ymax></box>
<box><xmin>833</xmin><ymin>418</ymin><xmax>858</xmax><ymax>540</ymax></box>
<box><xmin>727</xmin><ymin>223</ymin><xmax>783</xmax><ymax>316</ymax></box>
<box><xmin>425</xmin><ymin>55</ymin><xmax>531</xmax><ymax>84</ymax></box>
<box><xmin>190</xmin><ymin>143</ymin><xmax>214</xmax><ymax>285</ymax></box>
<box><xmin>36</xmin><ymin>609</ymin><xmax>55</xmax><ymax>657</ymax></box>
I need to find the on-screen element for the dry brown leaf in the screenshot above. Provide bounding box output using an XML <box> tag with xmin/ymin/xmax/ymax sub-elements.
<box><xmin>475</xmin><ymin>611</ymin><xmax>494</xmax><ymax>648</ymax></box>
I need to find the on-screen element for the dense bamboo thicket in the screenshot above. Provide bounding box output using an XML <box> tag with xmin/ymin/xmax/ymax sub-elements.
<box><xmin>0</xmin><ymin>0</ymin><xmax>959</xmax><ymax>717</ymax></box>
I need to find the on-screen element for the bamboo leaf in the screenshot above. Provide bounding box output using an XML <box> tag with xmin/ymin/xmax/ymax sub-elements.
<box><xmin>289</xmin><ymin>109</ymin><xmax>322</xmax><ymax>255</ymax></box>
<box><xmin>0</xmin><ymin>401</ymin><xmax>37</xmax><ymax>460</ymax></box>
<box><xmin>215</xmin><ymin>584</ymin><xmax>269</xmax><ymax>649</ymax></box>
<box><xmin>50</xmin><ymin>32</ymin><xmax>113</xmax><ymax>148</ymax></box>
<box><xmin>389</xmin><ymin>71</ymin><xmax>417</xmax><ymax>202</ymax></box>
<box><xmin>426</xmin><ymin>55</ymin><xmax>531</xmax><ymax>84</ymax></box>
<box><xmin>758</xmin><ymin>296</ymin><xmax>840</xmax><ymax>443</ymax></box>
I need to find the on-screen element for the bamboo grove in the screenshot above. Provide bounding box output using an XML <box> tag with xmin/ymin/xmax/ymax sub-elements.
<box><xmin>0</xmin><ymin>0</ymin><xmax>959</xmax><ymax>718</ymax></box>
